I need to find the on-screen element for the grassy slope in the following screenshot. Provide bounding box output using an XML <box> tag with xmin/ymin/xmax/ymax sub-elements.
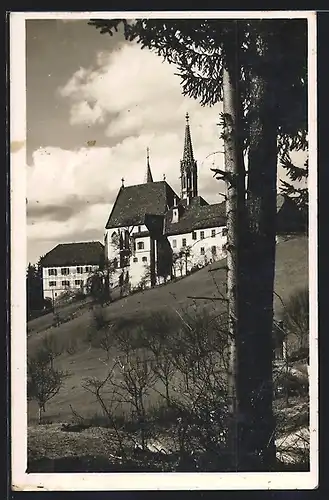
<box><xmin>27</xmin><ymin>235</ymin><xmax>308</xmax><ymax>423</ymax></box>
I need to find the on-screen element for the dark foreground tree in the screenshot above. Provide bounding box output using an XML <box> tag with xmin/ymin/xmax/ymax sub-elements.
<box><xmin>90</xmin><ymin>18</ymin><xmax>307</xmax><ymax>471</ymax></box>
<box><xmin>26</xmin><ymin>261</ymin><xmax>43</xmax><ymax>316</ymax></box>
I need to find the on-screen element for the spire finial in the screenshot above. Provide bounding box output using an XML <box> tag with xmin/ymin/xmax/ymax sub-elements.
<box><xmin>121</xmin><ymin>177</ymin><xmax>125</xmax><ymax>187</ymax></box>
<box><xmin>163</xmin><ymin>173</ymin><xmax>166</xmax><ymax>181</ymax></box>
<box><xmin>182</xmin><ymin>113</ymin><xmax>194</xmax><ymax>163</ymax></box>
<box><xmin>145</xmin><ymin>147</ymin><xmax>154</xmax><ymax>183</ymax></box>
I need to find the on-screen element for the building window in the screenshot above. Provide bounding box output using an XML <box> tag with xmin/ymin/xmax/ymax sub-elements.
<box><xmin>113</xmin><ymin>258</ymin><xmax>118</xmax><ymax>269</ymax></box>
<box><xmin>142</xmin><ymin>256</ymin><xmax>148</xmax><ymax>262</ymax></box>
<box><xmin>200</xmin><ymin>231</ymin><xmax>205</xmax><ymax>239</ymax></box>
<box><xmin>133</xmin><ymin>257</ymin><xmax>138</xmax><ymax>263</ymax></box>
<box><xmin>182</xmin><ymin>238</ymin><xmax>187</xmax><ymax>247</ymax></box>
<box><xmin>61</xmin><ymin>267</ymin><xmax>70</xmax><ymax>275</ymax></box>
<box><xmin>211</xmin><ymin>245</ymin><xmax>217</xmax><ymax>255</ymax></box>
<box><xmin>137</xmin><ymin>241</ymin><xmax>144</xmax><ymax>250</ymax></box>
<box><xmin>211</xmin><ymin>229</ymin><xmax>216</xmax><ymax>238</ymax></box>
<box><xmin>192</xmin><ymin>231</ymin><xmax>197</xmax><ymax>240</ymax></box>
<box><xmin>200</xmin><ymin>247</ymin><xmax>205</xmax><ymax>255</ymax></box>
<box><xmin>49</xmin><ymin>281</ymin><xmax>56</xmax><ymax>287</ymax></box>
<box><xmin>48</xmin><ymin>268</ymin><xmax>57</xmax><ymax>276</ymax></box>
<box><xmin>75</xmin><ymin>280</ymin><xmax>83</xmax><ymax>286</ymax></box>
<box><xmin>85</xmin><ymin>266</ymin><xmax>92</xmax><ymax>273</ymax></box>
<box><xmin>77</xmin><ymin>266</ymin><xmax>83</xmax><ymax>274</ymax></box>
<box><xmin>138</xmin><ymin>226</ymin><xmax>141</xmax><ymax>233</ymax></box>
<box><xmin>62</xmin><ymin>280</ymin><xmax>70</xmax><ymax>287</ymax></box>
<box><xmin>222</xmin><ymin>227</ymin><xmax>228</xmax><ymax>236</ymax></box>
<box><xmin>172</xmin><ymin>239</ymin><xmax>177</xmax><ymax>248</ymax></box>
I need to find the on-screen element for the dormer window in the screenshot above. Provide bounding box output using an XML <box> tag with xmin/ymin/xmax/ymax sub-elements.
<box><xmin>172</xmin><ymin>207</ymin><xmax>179</xmax><ymax>224</ymax></box>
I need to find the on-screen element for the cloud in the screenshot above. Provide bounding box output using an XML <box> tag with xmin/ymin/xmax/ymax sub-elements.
<box><xmin>59</xmin><ymin>42</ymin><xmax>224</xmax><ymax>138</ymax></box>
<box><xmin>27</xmin><ymin>39</ymin><xmax>306</xmax><ymax>264</ymax></box>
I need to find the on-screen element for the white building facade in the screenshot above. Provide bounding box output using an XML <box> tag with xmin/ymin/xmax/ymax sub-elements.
<box><xmin>40</xmin><ymin>241</ymin><xmax>105</xmax><ymax>301</ymax></box>
<box><xmin>42</xmin><ymin>264</ymin><xmax>99</xmax><ymax>300</ymax></box>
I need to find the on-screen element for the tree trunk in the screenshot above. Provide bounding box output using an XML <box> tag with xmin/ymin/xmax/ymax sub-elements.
<box><xmin>38</xmin><ymin>405</ymin><xmax>44</xmax><ymax>424</ymax></box>
<box><xmin>221</xmin><ymin>21</ymin><xmax>246</xmax><ymax>471</ymax></box>
<box><xmin>237</xmin><ymin>28</ymin><xmax>277</xmax><ymax>471</ymax></box>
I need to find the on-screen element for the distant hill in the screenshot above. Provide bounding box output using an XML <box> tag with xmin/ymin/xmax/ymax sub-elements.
<box><xmin>27</xmin><ymin>235</ymin><xmax>308</xmax><ymax>423</ymax></box>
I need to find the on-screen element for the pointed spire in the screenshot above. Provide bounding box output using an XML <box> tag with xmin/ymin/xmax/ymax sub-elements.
<box><xmin>145</xmin><ymin>147</ymin><xmax>154</xmax><ymax>183</ymax></box>
<box><xmin>183</xmin><ymin>112</ymin><xmax>195</xmax><ymax>164</ymax></box>
<box><xmin>180</xmin><ymin>113</ymin><xmax>198</xmax><ymax>200</ymax></box>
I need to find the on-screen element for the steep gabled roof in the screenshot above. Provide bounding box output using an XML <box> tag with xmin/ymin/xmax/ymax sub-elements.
<box><xmin>105</xmin><ymin>181</ymin><xmax>178</xmax><ymax>229</ymax></box>
<box><xmin>164</xmin><ymin>200</ymin><xmax>226</xmax><ymax>236</ymax></box>
<box><xmin>40</xmin><ymin>241</ymin><xmax>105</xmax><ymax>267</ymax></box>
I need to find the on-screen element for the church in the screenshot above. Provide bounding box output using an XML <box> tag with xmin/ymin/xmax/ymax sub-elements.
<box><xmin>39</xmin><ymin>114</ymin><xmax>306</xmax><ymax>300</ymax></box>
<box><xmin>104</xmin><ymin>113</ymin><xmax>228</xmax><ymax>291</ymax></box>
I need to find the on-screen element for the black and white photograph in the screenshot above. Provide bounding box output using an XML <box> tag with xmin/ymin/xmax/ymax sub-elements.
<box><xmin>10</xmin><ymin>11</ymin><xmax>317</xmax><ymax>491</ymax></box>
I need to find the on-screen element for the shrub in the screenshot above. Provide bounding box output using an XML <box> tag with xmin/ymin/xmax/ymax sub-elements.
<box><xmin>288</xmin><ymin>346</ymin><xmax>309</xmax><ymax>363</ymax></box>
<box><xmin>274</xmin><ymin>370</ymin><xmax>309</xmax><ymax>399</ymax></box>
<box><xmin>281</xmin><ymin>286</ymin><xmax>309</xmax><ymax>350</ymax></box>
<box><xmin>91</xmin><ymin>306</ymin><xmax>109</xmax><ymax>331</ymax></box>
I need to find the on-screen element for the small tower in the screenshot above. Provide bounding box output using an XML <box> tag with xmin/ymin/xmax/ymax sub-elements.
<box><xmin>145</xmin><ymin>147</ymin><xmax>154</xmax><ymax>183</ymax></box>
<box><xmin>180</xmin><ymin>113</ymin><xmax>198</xmax><ymax>202</ymax></box>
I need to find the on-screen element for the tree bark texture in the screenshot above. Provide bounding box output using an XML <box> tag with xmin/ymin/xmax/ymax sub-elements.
<box><xmin>237</xmin><ymin>29</ymin><xmax>278</xmax><ymax>471</ymax></box>
<box><xmin>221</xmin><ymin>22</ymin><xmax>246</xmax><ymax>471</ymax></box>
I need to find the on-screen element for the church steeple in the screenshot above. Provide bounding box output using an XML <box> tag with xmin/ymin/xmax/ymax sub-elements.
<box><xmin>145</xmin><ymin>147</ymin><xmax>154</xmax><ymax>183</ymax></box>
<box><xmin>180</xmin><ymin>113</ymin><xmax>198</xmax><ymax>202</ymax></box>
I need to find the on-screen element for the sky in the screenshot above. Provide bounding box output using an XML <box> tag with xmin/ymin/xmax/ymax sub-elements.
<box><xmin>25</xmin><ymin>18</ymin><xmax>307</xmax><ymax>265</ymax></box>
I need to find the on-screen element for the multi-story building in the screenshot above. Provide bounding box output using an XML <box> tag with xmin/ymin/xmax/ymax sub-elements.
<box><xmin>104</xmin><ymin>113</ymin><xmax>228</xmax><ymax>290</ymax></box>
<box><xmin>40</xmin><ymin>241</ymin><xmax>104</xmax><ymax>301</ymax></box>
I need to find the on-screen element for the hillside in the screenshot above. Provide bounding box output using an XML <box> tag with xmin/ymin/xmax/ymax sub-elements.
<box><xmin>27</xmin><ymin>235</ymin><xmax>308</xmax><ymax>423</ymax></box>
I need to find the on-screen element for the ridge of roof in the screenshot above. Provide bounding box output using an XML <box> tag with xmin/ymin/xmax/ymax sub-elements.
<box><xmin>40</xmin><ymin>241</ymin><xmax>104</xmax><ymax>267</ymax></box>
<box><xmin>105</xmin><ymin>181</ymin><xmax>179</xmax><ymax>229</ymax></box>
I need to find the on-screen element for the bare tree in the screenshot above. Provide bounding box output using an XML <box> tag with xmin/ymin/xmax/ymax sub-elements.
<box><xmin>114</xmin><ymin>352</ymin><xmax>158</xmax><ymax>450</ymax></box>
<box><xmin>27</xmin><ymin>355</ymin><xmax>68</xmax><ymax>423</ymax></box>
<box><xmin>82</xmin><ymin>363</ymin><xmax>127</xmax><ymax>456</ymax></box>
<box><xmin>38</xmin><ymin>333</ymin><xmax>63</xmax><ymax>369</ymax></box>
